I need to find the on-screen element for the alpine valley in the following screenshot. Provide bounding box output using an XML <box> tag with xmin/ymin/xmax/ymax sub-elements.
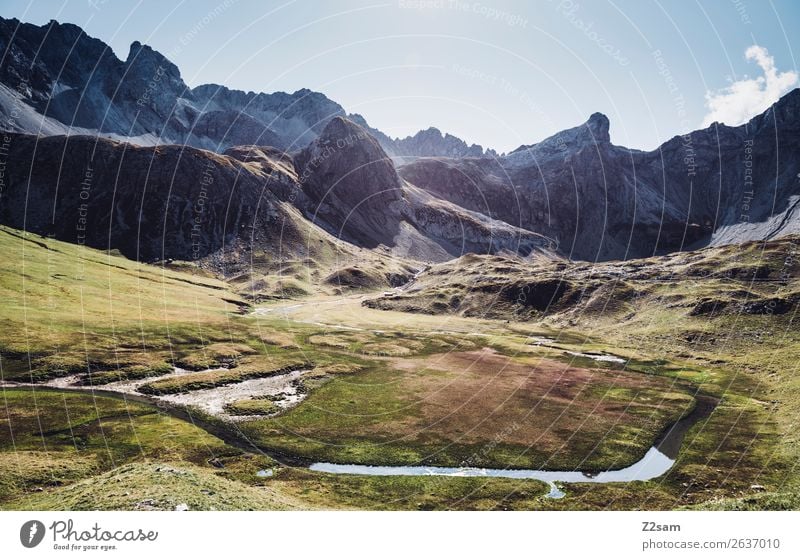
<box><xmin>0</xmin><ymin>16</ymin><xmax>798</xmax><ymax>511</ymax></box>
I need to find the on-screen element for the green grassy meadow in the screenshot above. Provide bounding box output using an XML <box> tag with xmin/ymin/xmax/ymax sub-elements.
<box><xmin>2</xmin><ymin>226</ymin><xmax>799</xmax><ymax>510</ymax></box>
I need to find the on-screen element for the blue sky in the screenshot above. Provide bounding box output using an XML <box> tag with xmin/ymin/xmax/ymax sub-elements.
<box><xmin>3</xmin><ymin>0</ymin><xmax>799</xmax><ymax>152</ymax></box>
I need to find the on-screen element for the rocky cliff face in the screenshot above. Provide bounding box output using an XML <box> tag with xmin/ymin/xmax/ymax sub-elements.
<box><xmin>0</xmin><ymin>18</ymin><xmax>193</xmax><ymax>141</ymax></box>
<box><xmin>0</xmin><ymin>120</ymin><xmax>551</xmax><ymax>275</ymax></box>
<box><xmin>399</xmin><ymin>94</ymin><xmax>800</xmax><ymax>260</ymax></box>
<box><xmin>644</xmin><ymin>90</ymin><xmax>800</xmax><ymax>248</ymax></box>
<box><xmin>0</xmin><ymin>18</ymin><xmax>115</xmax><ymax>106</ymax></box>
<box><xmin>0</xmin><ymin>17</ymin><xmax>296</xmax><ymax>148</ymax></box>
<box><xmin>291</xmin><ymin>116</ymin><xmax>550</xmax><ymax>258</ymax></box>
<box><xmin>398</xmin><ymin>157</ymin><xmax>513</xmax><ymax>222</ymax></box>
<box><xmin>294</xmin><ymin>117</ymin><xmax>405</xmax><ymax>248</ymax></box>
<box><xmin>0</xmin><ymin>133</ymin><xmax>307</xmax><ymax>268</ymax></box>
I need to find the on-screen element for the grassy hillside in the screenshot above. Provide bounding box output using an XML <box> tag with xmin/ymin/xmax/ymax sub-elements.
<box><xmin>0</xmin><ymin>386</ymin><xmax>288</xmax><ymax>507</ymax></box>
<box><xmin>2</xmin><ymin>226</ymin><xmax>799</xmax><ymax>510</ymax></box>
<box><xmin>360</xmin><ymin>237</ymin><xmax>800</xmax><ymax>508</ymax></box>
<box><xmin>0</xmin><ymin>225</ymin><xmax>245</xmax><ymax>375</ymax></box>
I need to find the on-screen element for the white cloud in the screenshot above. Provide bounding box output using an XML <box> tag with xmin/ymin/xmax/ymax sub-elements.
<box><xmin>702</xmin><ymin>45</ymin><xmax>798</xmax><ymax>127</ymax></box>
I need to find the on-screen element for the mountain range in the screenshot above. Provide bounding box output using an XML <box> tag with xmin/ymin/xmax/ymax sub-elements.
<box><xmin>1</xmin><ymin>15</ymin><xmax>799</xmax><ymax>272</ymax></box>
<box><xmin>0</xmin><ymin>17</ymin><xmax>490</xmax><ymax>160</ymax></box>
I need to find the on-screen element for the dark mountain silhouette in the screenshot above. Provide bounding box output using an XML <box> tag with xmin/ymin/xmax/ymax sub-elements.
<box><xmin>1</xmin><ymin>16</ymin><xmax>799</xmax><ymax>264</ymax></box>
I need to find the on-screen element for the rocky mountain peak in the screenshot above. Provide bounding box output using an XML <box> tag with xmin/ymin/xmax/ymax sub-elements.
<box><xmin>45</xmin><ymin>19</ymin><xmax>85</xmax><ymax>39</ymax></box>
<box><xmin>760</xmin><ymin>87</ymin><xmax>800</xmax><ymax>131</ymax></box>
<box><xmin>0</xmin><ymin>16</ymin><xmax>493</xmax><ymax>157</ymax></box>
<box><xmin>419</xmin><ymin>126</ymin><xmax>443</xmax><ymax>138</ymax></box>
<box><xmin>116</xmin><ymin>40</ymin><xmax>190</xmax><ymax>123</ymax></box>
<box><xmin>390</xmin><ymin>126</ymin><xmax>486</xmax><ymax>159</ymax></box>
<box><xmin>301</xmin><ymin>116</ymin><xmax>401</xmax><ymax>190</ymax></box>
<box><xmin>319</xmin><ymin>115</ymin><xmax>369</xmax><ymax>140</ymax></box>
<box><xmin>586</xmin><ymin>112</ymin><xmax>610</xmax><ymax>143</ymax></box>
<box><xmin>556</xmin><ymin>112</ymin><xmax>611</xmax><ymax>148</ymax></box>
<box><xmin>504</xmin><ymin>112</ymin><xmax>611</xmax><ymax>168</ymax></box>
<box><xmin>295</xmin><ymin>117</ymin><xmax>404</xmax><ymax>246</ymax></box>
<box><xmin>126</xmin><ymin>41</ymin><xmax>178</xmax><ymax>71</ymax></box>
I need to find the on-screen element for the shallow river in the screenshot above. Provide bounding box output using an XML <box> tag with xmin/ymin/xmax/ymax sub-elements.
<box><xmin>309</xmin><ymin>395</ymin><xmax>717</xmax><ymax>498</ymax></box>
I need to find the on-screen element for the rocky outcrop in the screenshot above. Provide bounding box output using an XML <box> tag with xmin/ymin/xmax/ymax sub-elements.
<box><xmin>364</xmin><ymin>235</ymin><xmax>800</xmax><ymax>320</ymax></box>
<box><xmin>401</xmin><ymin>184</ymin><xmax>554</xmax><ymax>259</ymax></box>
<box><xmin>0</xmin><ymin>18</ymin><xmax>193</xmax><ymax>141</ymax></box>
<box><xmin>397</xmin><ymin>157</ymin><xmax>513</xmax><ymax>223</ymax></box>
<box><xmin>189</xmin><ymin>110</ymin><xmax>283</xmax><ymax>151</ymax></box>
<box><xmin>338</xmin><ymin>114</ymin><xmax>492</xmax><ymax>162</ymax></box>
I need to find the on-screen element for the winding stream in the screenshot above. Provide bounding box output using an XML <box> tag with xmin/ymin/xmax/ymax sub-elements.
<box><xmin>309</xmin><ymin>395</ymin><xmax>717</xmax><ymax>498</ymax></box>
<box><xmin>6</xmin><ymin>376</ymin><xmax>717</xmax><ymax>499</ymax></box>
